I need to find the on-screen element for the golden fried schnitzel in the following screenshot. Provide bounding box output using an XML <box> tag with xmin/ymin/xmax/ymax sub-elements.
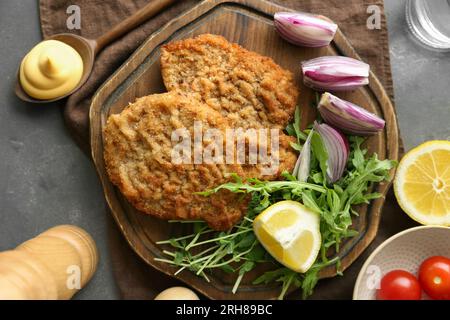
<box><xmin>104</xmin><ymin>92</ymin><xmax>297</xmax><ymax>230</ymax></box>
<box><xmin>104</xmin><ymin>35</ymin><xmax>299</xmax><ymax>230</ymax></box>
<box><xmin>160</xmin><ymin>34</ymin><xmax>298</xmax><ymax>130</ymax></box>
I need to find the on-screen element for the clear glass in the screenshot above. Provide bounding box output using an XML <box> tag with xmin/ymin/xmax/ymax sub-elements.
<box><xmin>405</xmin><ymin>0</ymin><xmax>450</xmax><ymax>51</ymax></box>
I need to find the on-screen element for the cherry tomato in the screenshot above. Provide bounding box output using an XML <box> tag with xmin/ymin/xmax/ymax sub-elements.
<box><xmin>377</xmin><ymin>270</ymin><xmax>422</xmax><ymax>300</ymax></box>
<box><xmin>419</xmin><ymin>256</ymin><xmax>450</xmax><ymax>300</ymax></box>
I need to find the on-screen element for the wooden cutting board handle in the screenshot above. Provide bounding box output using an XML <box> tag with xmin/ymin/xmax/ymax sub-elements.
<box><xmin>0</xmin><ymin>225</ymin><xmax>98</xmax><ymax>300</ymax></box>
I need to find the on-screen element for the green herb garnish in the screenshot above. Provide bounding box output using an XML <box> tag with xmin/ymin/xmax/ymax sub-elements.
<box><xmin>156</xmin><ymin>107</ymin><xmax>396</xmax><ymax>299</ymax></box>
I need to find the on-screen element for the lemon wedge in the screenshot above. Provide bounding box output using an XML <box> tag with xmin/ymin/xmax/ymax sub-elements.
<box><xmin>394</xmin><ymin>140</ymin><xmax>450</xmax><ymax>226</ymax></box>
<box><xmin>253</xmin><ymin>201</ymin><xmax>321</xmax><ymax>273</ymax></box>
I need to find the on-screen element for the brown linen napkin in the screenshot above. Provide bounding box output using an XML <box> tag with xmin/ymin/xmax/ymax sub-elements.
<box><xmin>39</xmin><ymin>0</ymin><xmax>414</xmax><ymax>299</ymax></box>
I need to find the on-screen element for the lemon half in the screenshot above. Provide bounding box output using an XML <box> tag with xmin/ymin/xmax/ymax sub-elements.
<box><xmin>253</xmin><ymin>201</ymin><xmax>321</xmax><ymax>273</ymax></box>
<box><xmin>394</xmin><ymin>140</ymin><xmax>450</xmax><ymax>226</ymax></box>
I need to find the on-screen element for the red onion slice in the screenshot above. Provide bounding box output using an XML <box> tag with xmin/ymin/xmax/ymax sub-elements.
<box><xmin>274</xmin><ymin>12</ymin><xmax>338</xmax><ymax>47</ymax></box>
<box><xmin>318</xmin><ymin>92</ymin><xmax>385</xmax><ymax>135</ymax></box>
<box><xmin>314</xmin><ymin>122</ymin><xmax>349</xmax><ymax>183</ymax></box>
<box><xmin>301</xmin><ymin>56</ymin><xmax>369</xmax><ymax>91</ymax></box>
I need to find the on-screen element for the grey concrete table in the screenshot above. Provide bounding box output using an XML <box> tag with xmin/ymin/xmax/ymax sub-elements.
<box><xmin>0</xmin><ymin>0</ymin><xmax>448</xmax><ymax>299</ymax></box>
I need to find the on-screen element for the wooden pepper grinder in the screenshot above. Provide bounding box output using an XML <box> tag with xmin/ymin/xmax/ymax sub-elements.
<box><xmin>0</xmin><ymin>225</ymin><xmax>98</xmax><ymax>300</ymax></box>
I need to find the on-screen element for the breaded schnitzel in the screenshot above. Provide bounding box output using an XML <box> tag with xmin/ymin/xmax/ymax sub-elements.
<box><xmin>104</xmin><ymin>35</ymin><xmax>299</xmax><ymax>230</ymax></box>
<box><xmin>105</xmin><ymin>92</ymin><xmax>245</xmax><ymax>230</ymax></box>
<box><xmin>160</xmin><ymin>34</ymin><xmax>298</xmax><ymax>130</ymax></box>
<box><xmin>104</xmin><ymin>92</ymin><xmax>297</xmax><ymax>230</ymax></box>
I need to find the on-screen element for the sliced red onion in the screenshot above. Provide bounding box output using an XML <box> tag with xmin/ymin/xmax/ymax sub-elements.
<box><xmin>301</xmin><ymin>56</ymin><xmax>369</xmax><ymax>91</ymax></box>
<box><xmin>314</xmin><ymin>122</ymin><xmax>349</xmax><ymax>183</ymax></box>
<box><xmin>318</xmin><ymin>92</ymin><xmax>385</xmax><ymax>136</ymax></box>
<box><xmin>292</xmin><ymin>129</ymin><xmax>314</xmax><ymax>182</ymax></box>
<box><xmin>274</xmin><ymin>12</ymin><xmax>338</xmax><ymax>47</ymax></box>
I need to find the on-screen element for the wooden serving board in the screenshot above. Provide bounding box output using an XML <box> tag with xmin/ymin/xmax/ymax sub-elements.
<box><xmin>90</xmin><ymin>0</ymin><xmax>399</xmax><ymax>299</ymax></box>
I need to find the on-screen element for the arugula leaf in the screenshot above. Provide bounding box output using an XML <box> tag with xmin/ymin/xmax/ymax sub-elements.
<box><xmin>285</xmin><ymin>122</ymin><xmax>296</xmax><ymax>138</ymax></box>
<box><xmin>253</xmin><ymin>268</ymin><xmax>288</xmax><ymax>285</ymax></box>
<box><xmin>286</xmin><ymin>106</ymin><xmax>307</xmax><ymax>146</ymax></box>
<box><xmin>310</xmin><ymin>132</ymin><xmax>329</xmax><ymax>182</ymax></box>
<box><xmin>220</xmin><ymin>264</ymin><xmax>235</xmax><ymax>273</ymax></box>
<box><xmin>301</xmin><ymin>190</ymin><xmax>322</xmax><ymax>213</ymax></box>
<box><xmin>289</xmin><ymin>141</ymin><xmax>302</xmax><ymax>152</ymax></box>
<box><xmin>301</xmin><ymin>267</ymin><xmax>320</xmax><ymax>299</ymax></box>
<box><xmin>196</xmin><ymin>177</ymin><xmax>326</xmax><ymax>197</ymax></box>
<box><xmin>350</xmin><ymin>136</ymin><xmax>366</xmax><ymax>172</ymax></box>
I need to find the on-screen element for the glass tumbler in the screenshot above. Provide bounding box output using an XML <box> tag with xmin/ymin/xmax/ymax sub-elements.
<box><xmin>406</xmin><ymin>0</ymin><xmax>450</xmax><ymax>51</ymax></box>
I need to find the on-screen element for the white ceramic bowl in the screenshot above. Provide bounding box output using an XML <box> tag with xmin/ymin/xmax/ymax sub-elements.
<box><xmin>353</xmin><ymin>226</ymin><xmax>450</xmax><ymax>300</ymax></box>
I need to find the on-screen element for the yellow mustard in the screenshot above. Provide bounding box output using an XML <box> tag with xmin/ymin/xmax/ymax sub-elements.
<box><xmin>19</xmin><ymin>40</ymin><xmax>83</xmax><ymax>100</ymax></box>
